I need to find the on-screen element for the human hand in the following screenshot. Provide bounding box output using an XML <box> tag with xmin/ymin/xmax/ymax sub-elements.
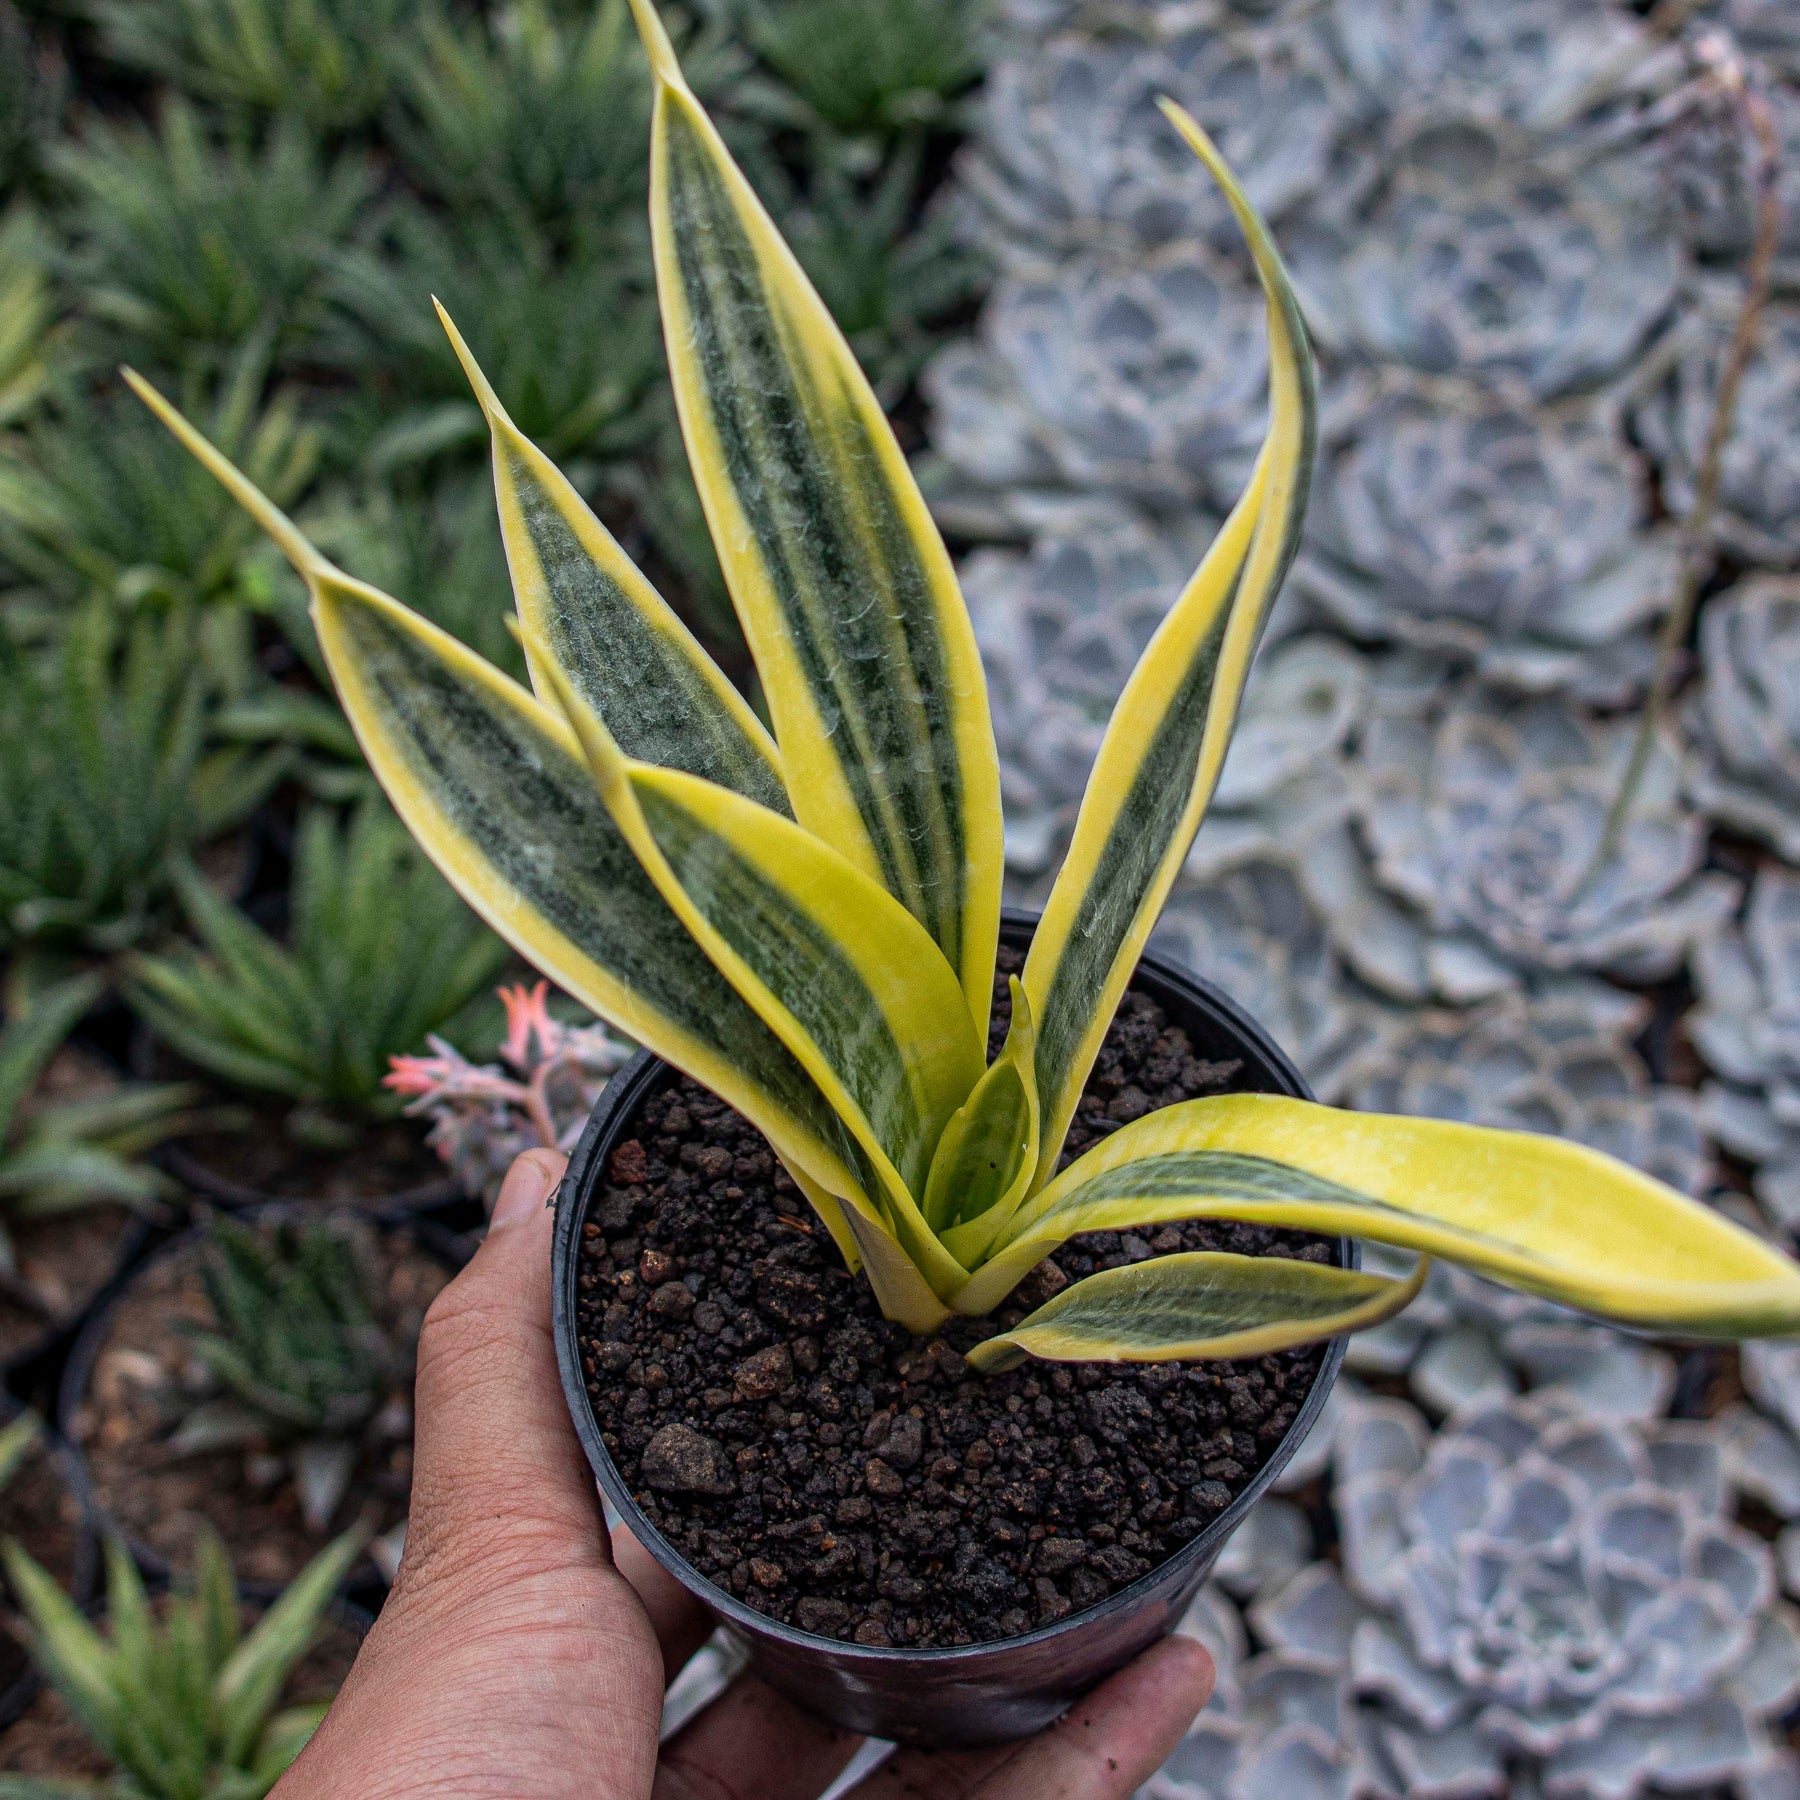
<box><xmin>276</xmin><ymin>1148</ymin><xmax>1216</xmax><ymax>1800</ymax></box>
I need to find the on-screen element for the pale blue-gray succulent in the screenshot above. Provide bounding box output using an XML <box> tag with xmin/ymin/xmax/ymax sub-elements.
<box><xmin>1630</xmin><ymin>285</ymin><xmax>1800</xmax><ymax>569</ymax></box>
<box><xmin>958</xmin><ymin>506</ymin><xmax>1215</xmax><ymax>869</ymax></box>
<box><xmin>963</xmin><ymin>26</ymin><xmax>1341</xmax><ymax>265</ymax></box>
<box><xmin>1684</xmin><ymin>576</ymin><xmax>1800</xmax><ymax>862</ymax></box>
<box><xmin>1323</xmin><ymin>0</ymin><xmax>1661</xmax><ymax>140</ymax></box>
<box><xmin>1295</xmin><ymin>380</ymin><xmax>1676</xmax><ymax>700</ymax></box>
<box><xmin>1294</xmin><ymin>124</ymin><xmax>1683</xmax><ymax>399</ymax></box>
<box><xmin>1692</xmin><ymin>868</ymin><xmax>1800</xmax><ymax>1229</ymax></box>
<box><xmin>1658</xmin><ymin>76</ymin><xmax>1800</xmax><ymax>281</ymax></box>
<box><xmin>1344</xmin><ymin>686</ymin><xmax>1736</xmax><ymax>999</ymax></box>
<box><xmin>1150</xmin><ymin>859</ymin><xmax>1376</xmax><ymax>1102</ymax></box>
<box><xmin>1329</xmin><ymin>1390</ymin><xmax>1800</xmax><ymax>1800</ymax></box>
<box><xmin>926</xmin><ymin>245</ymin><xmax>1269</xmax><ymax>515</ymax></box>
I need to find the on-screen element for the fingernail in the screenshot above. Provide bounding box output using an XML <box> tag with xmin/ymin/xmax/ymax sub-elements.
<box><xmin>491</xmin><ymin>1150</ymin><xmax>565</xmax><ymax>1229</ymax></box>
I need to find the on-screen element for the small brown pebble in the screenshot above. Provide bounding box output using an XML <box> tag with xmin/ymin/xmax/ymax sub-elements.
<box><xmin>1106</xmin><ymin>1086</ymin><xmax>1152</xmax><ymax>1123</ymax></box>
<box><xmin>641</xmin><ymin>1423</ymin><xmax>735</xmax><ymax>1497</ymax></box>
<box><xmin>750</xmin><ymin>1557</ymin><xmax>784</xmax><ymax>1589</ymax></box>
<box><xmin>883</xmin><ymin>1413</ymin><xmax>924</xmax><ymax>1471</ymax></box>
<box><xmin>733</xmin><ymin>1343</ymin><xmax>793</xmax><ymax>1402</ymax></box>
<box><xmin>1036</xmin><ymin>1538</ymin><xmax>1087</xmax><ymax>1574</ymax></box>
<box><xmin>864</xmin><ymin>1458</ymin><xmax>904</xmax><ymax>1497</ymax></box>
<box><xmin>852</xmin><ymin>1617</ymin><xmax>891</xmax><ymax>1647</ymax></box>
<box><xmin>638</xmin><ymin>1249</ymin><xmax>678</xmax><ymax>1287</ymax></box>
<box><xmin>609</xmin><ymin>1140</ymin><xmax>648</xmax><ymax>1184</ymax></box>
<box><xmin>648</xmin><ymin>1283</ymin><xmax>695</xmax><ymax>1321</ymax></box>
<box><xmin>795</xmin><ymin>1597</ymin><xmax>852</xmax><ymax>1637</ymax></box>
<box><xmin>1010</xmin><ymin>1258</ymin><xmax>1070</xmax><ymax>1311</ymax></box>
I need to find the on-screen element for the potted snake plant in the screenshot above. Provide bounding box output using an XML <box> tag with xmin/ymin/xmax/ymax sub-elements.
<box><xmin>129</xmin><ymin>0</ymin><xmax>1800</xmax><ymax>1748</ymax></box>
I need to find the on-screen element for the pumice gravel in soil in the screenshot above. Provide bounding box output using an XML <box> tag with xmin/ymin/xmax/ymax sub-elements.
<box><xmin>575</xmin><ymin>954</ymin><xmax>1332</xmax><ymax>1649</ymax></box>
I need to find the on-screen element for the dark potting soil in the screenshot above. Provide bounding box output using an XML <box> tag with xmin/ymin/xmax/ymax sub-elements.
<box><xmin>574</xmin><ymin>953</ymin><xmax>1333</xmax><ymax>1649</ymax></box>
<box><xmin>0</xmin><ymin>1208</ymin><xmax>134</xmax><ymax>1366</ymax></box>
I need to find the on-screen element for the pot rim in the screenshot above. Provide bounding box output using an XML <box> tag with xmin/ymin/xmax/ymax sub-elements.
<box><xmin>552</xmin><ymin>914</ymin><xmax>1353</xmax><ymax>1666</ymax></box>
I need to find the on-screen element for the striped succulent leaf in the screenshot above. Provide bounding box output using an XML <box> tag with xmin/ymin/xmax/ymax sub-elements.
<box><xmin>1021</xmin><ymin>100</ymin><xmax>1318</xmax><ymax>1193</ymax></box>
<box><xmin>126</xmin><ymin>9</ymin><xmax>1800</xmax><ymax>1374</ymax></box>
<box><xmin>437</xmin><ymin>302</ymin><xmax>790</xmax><ymax>814</ymax></box>
<box><xmin>627</xmin><ymin>0</ymin><xmax>1004</xmax><ymax>1028</ymax></box>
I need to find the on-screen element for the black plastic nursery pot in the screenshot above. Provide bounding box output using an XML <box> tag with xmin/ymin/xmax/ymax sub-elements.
<box><xmin>552</xmin><ymin>912</ymin><xmax>1353</xmax><ymax>1747</ymax></box>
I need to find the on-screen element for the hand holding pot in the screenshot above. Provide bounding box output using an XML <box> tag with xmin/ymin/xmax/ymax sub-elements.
<box><xmin>275</xmin><ymin>1148</ymin><xmax>1216</xmax><ymax>1800</ymax></box>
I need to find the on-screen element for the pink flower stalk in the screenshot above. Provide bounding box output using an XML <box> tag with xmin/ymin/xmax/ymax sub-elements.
<box><xmin>386</xmin><ymin>987</ymin><xmax>632</xmax><ymax>1211</ymax></box>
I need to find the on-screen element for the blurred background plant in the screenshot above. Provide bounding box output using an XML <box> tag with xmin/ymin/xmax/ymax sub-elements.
<box><xmin>162</xmin><ymin>1214</ymin><xmax>414</xmax><ymax>1534</ymax></box>
<box><xmin>0</xmin><ymin>970</ymin><xmax>206</xmax><ymax>1280</ymax></box>
<box><xmin>1</xmin><ymin>1525</ymin><xmax>360</xmax><ymax>1797</ymax></box>
<box><xmin>124</xmin><ymin>802</ymin><xmax>508</xmax><ymax>1144</ymax></box>
<box><xmin>386</xmin><ymin>980</ymin><xmax>632</xmax><ymax>1211</ymax></box>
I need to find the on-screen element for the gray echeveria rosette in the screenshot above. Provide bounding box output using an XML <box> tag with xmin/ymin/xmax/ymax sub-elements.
<box><xmin>1692</xmin><ymin>867</ymin><xmax>1800</xmax><ymax>1229</ymax></box>
<box><xmin>1630</xmin><ymin>285</ymin><xmax>1800</xmax><ymax>569</ymax></box>
<box><xmin>1657</xmin><ymin>76</ymin><xmax>1800</xmax><ymax>280</ymax></box>
<box><xmin>1149</xmin><ymin>859</ymin><xmax>1375</xmax><ymax>1102</ymax></box>
<box><xmin>1685</xmin><ymin>576</ymin><xmax>1800</xmax><ymax>862</ymax></box>
<box><xmin>1330</xmin><ymin>1392</ymin><xmax>1800</xmax><ymax>1800</ymax></box>
<box><xmin>1323</xmin><ymin>0</ymin><xmax>1661</xmax><ymax>139</ymax></box>
<box><xmin>963</xmin><ymin>25</ymin><xmax>1342</xmax><ymax>265</ymax></box>
<box><xmin>927</xmin><ymin>245</ymin><xmax>1269</xmax><ymax>518</ymax></box>
<box><xmin>1346</xmin><ymin>686</ymin><xmax>1736</xmax><ymax>999</ymax></box>
<box><xmin>1150</xmin><ymin>1391</ymin><xmax>1800</xmax><ymax>1800</ymax></box>
<box><xmin>1294</xmin><ymin>379</ymin><xmax>1676</xmax><ymax>699</ymax></box>
<box><xmin>1293</xmin><ymin>123</ymin><xmax>1683</xmax><ymax>400</ymax></box>
<box><xmin>960</xmin><ymin>506</ymin><xmax>1215</xmax><ymax>870</ymax></box>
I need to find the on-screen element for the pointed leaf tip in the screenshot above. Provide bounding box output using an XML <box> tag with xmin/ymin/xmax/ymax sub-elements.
<box><xmin>433</xmin><ymin>301</ymin><xmax>506</xmax><ymax>424</ymax></box>
<box><xmin>625</xmin><ymin>0</ymin><xmax>684</xmax><ymax>87</ymax></box>
<box><xmin>122</xmin><ymin>368</ymin><xmax>333</xmax><ymax>587</ymax></box>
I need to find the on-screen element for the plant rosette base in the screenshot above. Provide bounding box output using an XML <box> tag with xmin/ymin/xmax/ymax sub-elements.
<box><xmin>59</xmin><ymin>1210</ymin><xmax>451</xmax><ymax>1597</ymax></box>
<box><xmin>553</xmin><ymin>924</ymin><xmax>1353</xmax><ymax>1747</ymax></box>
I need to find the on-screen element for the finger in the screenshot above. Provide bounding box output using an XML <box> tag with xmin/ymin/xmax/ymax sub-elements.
<box><xmin>397</xmin><ymin>1149</ymin><xmax>610</xmax><ymax>1599</ymax></box>
<box><xmin>613</xmin><ymin>1521</ymin><xmax>714</xmax><ymax>1683</ymax></box>
<box><xmin>847</xmin><ymin>1635</ymin><xmax>1214</xmax><ymax>1800</ymax></box>
<box><xmin>654</xmin><ymin>1673</ymin><xmax>864</xmax><ymax>1800</ymax></box>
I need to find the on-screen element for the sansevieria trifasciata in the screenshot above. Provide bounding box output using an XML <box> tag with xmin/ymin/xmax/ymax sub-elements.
<box><xmin>125</xmin><ymin>0</ymin><xmax>1800</xmax><ymax>1369</ymax></box>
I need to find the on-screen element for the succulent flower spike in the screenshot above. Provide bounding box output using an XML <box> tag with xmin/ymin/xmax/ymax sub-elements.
<box><xmin>126</xmin><ymin>1</ymin><xmax>1800</xmax><ymax>1363</ymax></box>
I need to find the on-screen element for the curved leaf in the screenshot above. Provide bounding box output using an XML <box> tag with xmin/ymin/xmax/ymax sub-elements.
<box><xmin>953</xmin><ymin>1094</ymin><xmax>1800</xmax><ymax>1336</ymax></box>
<box><xmin>125</xmin><ymin>372</ymin><xmax>877</xmax><ymax>1213</ymax></box>
<box><xmin>435</xmin><ymin>302</ymin><xmax>789</xmax><ymax>811</ymax></box>
<box><xmin>626</xmin><ymin>0</ymin><xmax>1003</xmax><ymax>1027</ymax></box>
<box><xmin>933</xmin><ymin>977</ymin><xmax>1041</xmax><ymax>1259</ymax></box>
<box><xmin>966</xmin><ymin>1250</ymin><xmax>1428</xmax><ymax>1373</ymax></box>
<box><xmin>544</xmin><ymin>658</ymin><xmax>978</xmax><ymax>1299</ymax></box>
<box><xmin>1022</xmin><ymin>102</ymin><xmax>1319</xmax><ymax>1192</ymax></box>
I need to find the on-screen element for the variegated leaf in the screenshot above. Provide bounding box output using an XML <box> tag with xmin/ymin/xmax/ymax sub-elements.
<box><xmin>1022</xmin><ymin>102</ymin><xmax>1318</xmax><ymax>1192</ymax></box>
<box><xmin>626</xmin><ymin>0</ymin><xmax>1003</xmax><ymax>1027</ymax></box>
<box><xmin>125</xmin><ymin>373</ymin><xmax>878</xmax><ymax>1222</ymax></box>
<box><xmin>952</xmin><ymin>1094</ymin><xmax>1800</xmax><ymax>1336</ymax></box>
<box><xmin>544</xmin><ymin>658</ymin><xmax>979</xmax><ymax>1300</ymax></box>
<box><xmin>931</xmin><ymin>978</ymin><xmax>1041</xmax><ymax>1260</ymax></box>
<box><xmin>965</xmin><ymin>1250</ymin><xmax>1428</xmax><ymax>1373</ymax></box>
<box><xmin>435</xmin><ymin>302</ymin><xmax>789</xmax><ymax>812</ymax></box>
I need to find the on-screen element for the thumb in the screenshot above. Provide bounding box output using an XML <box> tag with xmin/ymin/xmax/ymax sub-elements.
<box><xmin>395</xmin><ymin>1148</ymin><xmax>609</xmax><ymax>1602</ymax></box>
